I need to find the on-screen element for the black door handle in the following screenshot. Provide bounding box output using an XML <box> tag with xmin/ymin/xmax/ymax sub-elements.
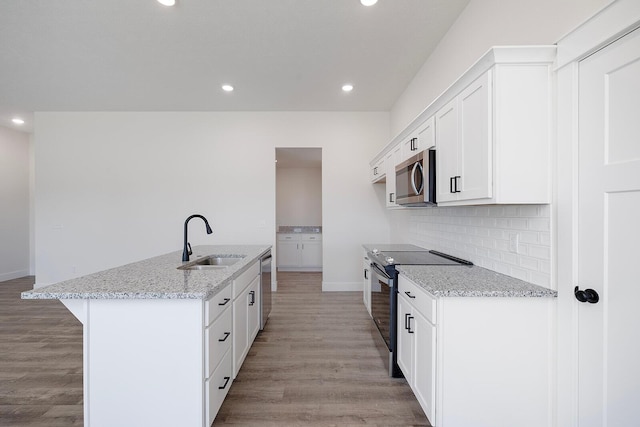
<box><xmin>218</xmin><ymin>297</ymin><xmax>231</xmax><ymax>306</ymax></box>
<box><xmin>574</xmin><ymin>286</ymin><xmax>599</xmax><ymax>304</ymax></box>
<box><xmin>218</xmin><ymin>332</ymin><xmax>231</xmax><ymax>342</ymax></box>
<box><xmin>249</xmin><ymin>290</ymin><xmax>255</xmax><ymax>306</ymax></box>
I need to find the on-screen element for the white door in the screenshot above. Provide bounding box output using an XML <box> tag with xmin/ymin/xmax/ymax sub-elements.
<box><xmin>577</xmin><ymin>27</ymin><xmax>640</xmax><ymax>426</ymax></box>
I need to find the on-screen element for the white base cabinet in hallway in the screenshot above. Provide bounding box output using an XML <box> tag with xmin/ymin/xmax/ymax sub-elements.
<box><xmin>277</xmin><ymin>233</ymin><xmax>322</xmax><ymax>271</ymax></box>
<box><xmin>397</xmin><ymin>274</ymin><xmax>554</xmax><ymax>427</ymax></box>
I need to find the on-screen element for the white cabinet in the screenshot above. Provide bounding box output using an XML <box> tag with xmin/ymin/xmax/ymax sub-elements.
<box><xmin>276</xmin><ymin>233</ymin><xmax>322</xmax><ymax>271</ymax></box>
<box><xmin>232</xmin><ymin>262</ymin><xmax>260</xmax><ymax>377</ymax></box>
<box><xmin>436</xmin><ymin>61</ymin><xmax>552</xmax><ymax>206</ymax></box>
<box><xmin>362</xmin><ymin>251</ymin><xmax>371</xmax><ymax>315</ymax></box>
<box><xmin>436</xmin><ymin>72</ymin><xmax>492</xmax><ymax>203</ymax></box>
<box><xmin>204</xmin><ymin>284</ymin><xmax>234</xmax><ymax>426</ymax></box>
<box><xmin>401</xmin><ymin>116</ymin><xmax>436</xmax><ymax>163</ymax></box>
<box><xmin>385</xmin><ymin>145</ymin><xmax>402</xmax><ymax>208</ymax></box>
<box><xmin>370</xmin><ymin>157</ymin><xmax>385</xmax><ymax>183</ymax></box>
<box><xmin>369</xmin><ymin>46</ymin><xmax>555</xmax><ymax>207</ymax></box>
<box><xmin>397</xmin><ymin>274</ymin><xmax>553</xmax><ymax>427</ymax></box>
<box><xmin>397</xmin><ymin>277</ymin><xmax>436</xmax><ymax>422</ymax></box>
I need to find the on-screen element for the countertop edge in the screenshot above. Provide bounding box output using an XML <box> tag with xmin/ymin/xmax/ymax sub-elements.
<box><xmin>21</xmin><ymin>245</ymin><xmax>271</xmax><ymax>301</ymax></box>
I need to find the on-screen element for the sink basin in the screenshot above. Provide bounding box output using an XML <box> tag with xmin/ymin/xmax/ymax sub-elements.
<box><xmin>178</xmin><ymin>255</ymin><xmax>245</xmax><ymax>270</ymax></box>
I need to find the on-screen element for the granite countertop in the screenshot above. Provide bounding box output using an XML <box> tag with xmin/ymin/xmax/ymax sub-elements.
<box><xmin>397</xmin><ymin>264</ymin><xmax>557</xmax><ymax>298</ymax></box>
<box><xmin>21</xmin><ymin>245</ymin><xmax>271</xmax><ymax>301</ymax></box>
<box><xmin>277</xmin><ymin>226</ymin><xmax>322</xmax><ymax>234</ymax></box>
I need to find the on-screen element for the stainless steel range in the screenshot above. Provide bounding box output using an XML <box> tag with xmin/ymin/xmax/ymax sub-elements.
<box><xmin>367</xmin><ymin>247</ymin><xmax>472</xmax><ymax>377</ymax></box>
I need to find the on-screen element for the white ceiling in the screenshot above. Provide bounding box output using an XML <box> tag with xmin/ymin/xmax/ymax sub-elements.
<box><xmin>0</xmin><ymin>0</ymin><xmax>470</xmax><ymax>132</ymax></box>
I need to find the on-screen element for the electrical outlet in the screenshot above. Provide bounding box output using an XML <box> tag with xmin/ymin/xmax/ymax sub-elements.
<box><xmin>509</xmin><ymin>233</ymin><xmax>519</xmax><ymax>253</ymax></box>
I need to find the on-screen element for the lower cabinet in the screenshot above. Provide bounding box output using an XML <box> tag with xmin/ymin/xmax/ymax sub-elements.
<box><xmin>397</xmin><ymin>273</ymin><xmax>553</xmax><ymax>427</ymax></box>
<box><xmin>233</xmin><ymin>274</ymin><xmax>260</xmax><ymax>377</ymax></box>
<box><xmin>277</xmin><ymin>233</ymin><xmax>322</xmax><ymax>271</ymax></box>
<box><xmin>397</xmin><ymin>278</ymin><xmax>436</xmax><ymax>423</ymax></box>
<box><xmin>205</xmin><ymin>259</ymin><xmax>261</xmax><ymax>425</ymax></box>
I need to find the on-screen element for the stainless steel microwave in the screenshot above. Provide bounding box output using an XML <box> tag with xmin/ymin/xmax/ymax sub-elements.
<box><xmin>395</xmin><ymin>149</ymin><xmax>436</xmax><ymax>206</ymax></box>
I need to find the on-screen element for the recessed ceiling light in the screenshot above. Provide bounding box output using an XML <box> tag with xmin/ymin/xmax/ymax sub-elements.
<box><xmin>12</xmin><ymin>118</ymin><xmax>25</xmax><ymax>125</ymax></box>
<box><xmin>157</xmin><ymin>0</ymin><xmax>176</xmax><ymax>6</ymax></box>
<box><xmin>222</xmin><ymin>84</ymin><xmax>234</xmax><ymax>92</ymax></box>
<box><xmin>342</xmin><ymin>84</ymin><xmax>354</xmax><ymax>92</ymax></box>
<box><xmin>361</xmin><ymin>0</ymin><xmax>378</xmax><ymax>6</ymax></box>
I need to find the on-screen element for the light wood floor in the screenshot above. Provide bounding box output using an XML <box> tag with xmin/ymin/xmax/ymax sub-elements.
<box><xmin>0</xmin><ymin>276</ymin><xmax>83</xmax><ymax>426</ymax></box>
<box><xmin>1</xmin><ymin>273</ymin><xmax>429</xmax><ymax>426</ymax></box>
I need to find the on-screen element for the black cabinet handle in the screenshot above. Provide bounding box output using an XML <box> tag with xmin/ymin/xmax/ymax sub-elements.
<box><xmin>218</xmin><ymin>297</ymin><xmax>231</xmax><ymax>306</ymax></box>
<box><xmin>218</xmin><ymin>376</ymin><xmax>231</xmax><ymax>390</ymax></box>
<box><xmin>218</xmin><ymin>332</ymin><xmax>231</xmax><ymax>342</ymax></box>
<box><xmin>454</xmin><ymin>176</ymin><xmax>461</xmax><ymax>193</ymax></box>
<box><xmin>249</xmin><ymin>290</ymin><xmax>255</xmax><ymax>306</ymax></box>
<box><xmin>574</xmin><ymin>286</ymin><xmax>599</xmax><ymax>304</ymax></box>
<box><xmin>404</xmin><ymin>291</ymin><xmax>416</xmax><ymax>299</ymax></box>
<box><xmin>374</xmin><ymin>166</ymin><xmax>378</xmax><ymax>175</ymax></box>
<box><xmin>364</xmin><ymin>269</ymin><xmax>368</xmax><ymax>280</ymax></box>
<box><xmin>450</xmin><ymin>176</ymin><xmax>455</xmax><ymax>193</ymax></box>
<box><xmin>389</xmin><ymin>192</ymin><xmax>395</xmax><ymax>203</ymax></box>
<box><xmin>404</xmin><ymin>313</ymin><xmax>411</xmax><ymax>330</ymax></box>
<box><xmin>407</xmin><ymin>316</ymin><xmax>414</xmax><ymax>334</ymax></box>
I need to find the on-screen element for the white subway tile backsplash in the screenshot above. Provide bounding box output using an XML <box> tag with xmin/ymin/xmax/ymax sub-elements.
<box><xmin>403</xmin><ymin>204</ymin><xmax>552</xmax><ymax>289</ymax></box>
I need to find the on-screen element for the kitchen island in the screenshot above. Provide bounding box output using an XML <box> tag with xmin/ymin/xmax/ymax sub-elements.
<box><xmin>22</xmin><ymin>245</ymin><xmax>271</xmax><ymax>427</ymax></box>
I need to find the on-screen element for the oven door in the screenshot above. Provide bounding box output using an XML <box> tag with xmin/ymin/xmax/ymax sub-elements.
<box><xmin>370</xmin><ymin>262</ymin><xmax>393</xmax><ymax>349</ymax></box>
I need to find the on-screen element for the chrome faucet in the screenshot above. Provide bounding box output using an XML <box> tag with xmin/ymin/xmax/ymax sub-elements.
<box><xmin>182</xmin><ymin>214</ymin><xmax>213</xmax><ymax>262</ymax></box>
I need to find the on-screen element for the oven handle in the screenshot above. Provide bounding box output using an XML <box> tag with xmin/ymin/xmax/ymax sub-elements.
<box><xmin>371</xmin><ymin>262</ymin><xmax>392</xmax><ymax>283</ymax></box>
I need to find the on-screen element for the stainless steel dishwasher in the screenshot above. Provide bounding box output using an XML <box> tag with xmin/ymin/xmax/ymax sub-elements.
<box><xmin>260</xmin><ymin>251</ymin><xmax>272</xmax><ymax>330</ymax></box>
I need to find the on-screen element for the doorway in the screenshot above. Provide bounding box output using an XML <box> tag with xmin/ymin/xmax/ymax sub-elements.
<box><xmin>275</xmin><ymin>148</ymin><xmax>323</xmax><ymax>289</ymax></box>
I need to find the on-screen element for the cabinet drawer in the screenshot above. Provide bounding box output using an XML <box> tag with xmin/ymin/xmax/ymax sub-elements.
<box><xmin>398</xmin><ymin>275</ymin><xmax>436</xmax><ymax>324</ymax></box>
<box><xmin>205</xmin><ymin>307</ymin><xmax>232</xmax><ymax>378</ymax></box>
<box><xmin>277</xmin><ymin>234</ymin><xmax>298</xmax><ymax>241</ymax></box>
<box><xmin>301</xmin><ymin>234</ymin><xmax>322</xmax><ymax>242</ymax></box>
<box><xmin>205</xmin><ymin>348</ymin><xmax>233</xmax><ymax>427</ymax></box>
<box><xmin>233</xmin><ymin>261</ymin><xmax>259</xmax><ymax>299</ymax></box>
<box><xmin>205</xmin><ymin>285</ymin><xmax>233</xmax><ymax>326</ymax></box>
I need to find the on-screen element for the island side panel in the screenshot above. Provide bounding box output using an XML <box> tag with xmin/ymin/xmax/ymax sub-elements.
<box><xmin>437</xmin><ymin>297</ymin><xmax>554</xmax><ymax>427</ymax></box>
<box><xmin>85</xmin><ymin>298</ymin><xmax>204</xmax><ymax>427</ymax></box>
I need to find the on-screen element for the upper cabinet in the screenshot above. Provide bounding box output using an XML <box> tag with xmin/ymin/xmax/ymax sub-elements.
<box><xmin>370</xmin><ymin>46</ymin><xmax>556</xmax><ymax>207</ymax></box>
<box><xmin>401</xmin><ymin>116</ymin><xmax>435</xmax><ymax>164</ymax></box>
<box><xmin>436</xmin><ymin>71</ymin><xmax>492</xmax><ymax>204</ymax></box>
<box><xmin>370</xmin><ymin>157</ymin><xmax>385</xmax><ymax>183</ymax></box>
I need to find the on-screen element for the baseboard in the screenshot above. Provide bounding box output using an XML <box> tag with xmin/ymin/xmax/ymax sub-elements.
<box><xmin>322</xmin><ymin>281</ymin><xmax>363</xmax><ymax>292</ymax></box>
<box><xmin>0</xmin><ymin>269</ymin><xmax>30</xmax><ymax>283</ymax></box>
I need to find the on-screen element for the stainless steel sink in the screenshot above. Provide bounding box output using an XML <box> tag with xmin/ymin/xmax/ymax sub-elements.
<box><xmin>178</xmin><ymin>255</ymin><xmax>245</xmax><ymax>270</ymax></box>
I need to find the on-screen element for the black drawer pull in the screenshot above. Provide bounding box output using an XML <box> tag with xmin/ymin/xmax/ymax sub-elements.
<box><xmin>407</xmin><ymin>316</ymin><xmax>414</xmax><ymax>334</ymax></box>
<box><xmin>405</xmin><ymin>291</ymin><xmax>416</xmax><ymax>299</ymax></box>
<box><xmin>218</xmin><ymin>332</ymin><xmax>231</xmax><ymax>342</ymax></box>
<box><xmin>249</xmin><ymin>290</ymin><xmax>255</xmax><ymax>306</ymax></box>
<box><xmin>404</xmin><ymin>313</ymin><xmax>411</xmax><ymax>330</ymax></box>
<box><xmin>218</xmin><ymin>376</ymin><xmax>231</xmax><ymax>390</ymax></box>
<box><xmin>218</xmin><ymin>298</ymin><xmax>231</xmax><ymax>306</ymax></box>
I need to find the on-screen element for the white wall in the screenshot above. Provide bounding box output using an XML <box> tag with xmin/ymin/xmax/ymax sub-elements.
<box><xmin>33</xmin><ymin>112</ymin><xmax>390</xmax><ymax>289</ymax></box>
<box><xmin>390</xmin><ymin>0</ymin><xmax>612</xmax><ymax>136</ymax></box>
<box><xmin>276</xmin><ymin>167</ymin><xmax>322</xmax><ymax>227</ymax></box>
<box><xmin>0</xmin><ymin>125</ymin><xmax>31</xmax><ymax>281</ymax></box>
